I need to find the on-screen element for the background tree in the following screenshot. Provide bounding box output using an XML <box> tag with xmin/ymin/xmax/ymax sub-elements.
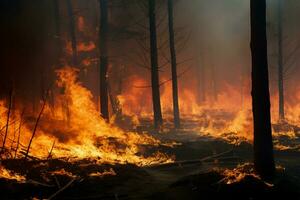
<box><xmin>196</xmin><ymin>54</ymin><xmax>206</xmax><ymax>103</ymax></box>
<box><xmin>99</xmin><ymin>0</ymin><xmax>110</xmax><ymax>121</ymax></box>
<box><xmin>124</xmin><ymin>0</ymin><xmax>192</xmax><ymax>128</ymax></box>
<box><xmin>168</xmin><ymin>0</ymin><xmax>180</xmax><ymax>128</ymax></box>
<box><xmin>268</xmin><ymin>0</ymin><xmax>300</xmax><ymax>122</ymax></box>
<box><xmin>66</xmin><ymin>0</ymin><xmax>78</xmax><ymax>66</ymax></box>
<box><xmin>148</xmin><ymin>0</ymin><xmax>163</xmax><ymax>129</ymax></box>
<box><xmin>277</xmin><ymin>0</ymin><xmax>284</xmax><ymax>121</ymax></box>
<box><xmin>250</xmin><ymin>0</ymin><xmax>275</xmax><ymax>179</ymax></box>
<box><xmin>190</xmin><ymin>0</ymin><xmax>206</xmax><ymax>104</ymax></box>
<box><xmin>53</xmin><ymin>0</ymin><xmax>62</xmax><ymax>67</ymax></box>
<box><xmin>210</xmin><ymin>63</ymin><xmax>218</xmax><ymax>102</ymax></box>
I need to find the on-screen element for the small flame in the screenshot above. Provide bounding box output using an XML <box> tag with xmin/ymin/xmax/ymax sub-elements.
<box><xmin>0</xmin><ymin>165</ymin><xmax>26</xmax><ymax>182</ymax></box>
<box><xmin>88</xmin><ymin>168</ymin><xmax>116</xmax><ymax>177</ymax></box>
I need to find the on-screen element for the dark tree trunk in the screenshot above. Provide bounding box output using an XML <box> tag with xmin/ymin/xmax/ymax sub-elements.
<box><xmin>277</xmin><ymin>0</ymin><xmax>285</xmax><ymax>121</ymax></box>
<box><xmin>99</xmin><ymin>0</ymin><xmax>109</xmax><ymax>121</ymax></box>
<box><xmin>53</xmin><ymin>0</ymin><xmax>61</xmax><ymax>66</ymax></box>
<box><xmin>197</xmin><ymin>56</ymin><xmax>206</xmax><ymax>103</ymax></box>
<box><xmin>167</xmin><ymin>0</ymin><xmax>180</xmax><ymax>129</ymax></box>
<box><xmin>250</xmin><ymin>0</ymin><xmax>275</xmax><ymax>180</ymax></box>
<box><xmin>148</xmin><ymin>0</ymin><xmax>163</xmax><ymax>129</ymax></box>
<box><xmin>66</xmin><ymin>0</ymin><xmax>78</xmax><ymax>66</ymax></box>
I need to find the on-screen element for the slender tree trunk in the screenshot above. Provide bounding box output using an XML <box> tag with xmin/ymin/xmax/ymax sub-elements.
<box><xmin>149</xmin><ymin>0</ymin><xmax>163</xmax><ymax>129</ymax></box>
<box><xmin>250</xmin><ymin>0</ymin><xmax>275</xmax><ymax>180</ymax></box>
<box><xmin>211</xmin><ymin>64</ymin><xmax>218</xmax><ymax>102</ymax></box>
<box><xmin>108</xmin><ymin>81</ymin><xmax>120</xmax><ymax>116</ymax></box>
<box><xmin>53</xmin><ymin>0</ymin><xmax>61</xmax><ymax>66</ymax></box>
<box><xmin>167</xmin><ymin>0</ymin><xmax>180</xmax><ymax>128</ymax></box>
<box><xmin>99</xmin><ymin>0</ymin><xmax>109</xmax><ymax>121</ymax></box>
<box><xmin>66</xmin><ymin>0</ymin><xmax>78</xmax><ymax>66</ymax></box>
<box><xmin>194</xmin><ymin>5</ymin><xmax>205</xmax><ymax>104</ymax></box>
<box><xmin>49</xmin><ymin>0</ymin><xmax>61</xmax><ymax>111</ymax></box>
<box><xmin>197</xmin><ymin>56</ymin><xmax>206</xmax><ymax>103</ymax></box>
<box><xmin>277</xmin><ymin>0</ymin><xmax>285</xmax><ymax>121</ymax></box>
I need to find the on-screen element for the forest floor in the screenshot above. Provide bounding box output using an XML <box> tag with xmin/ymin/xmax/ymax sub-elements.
<box><xmin>1</xmin><ymin>123</ymin><xmax>300</xmax><ymax>199</ymax></box>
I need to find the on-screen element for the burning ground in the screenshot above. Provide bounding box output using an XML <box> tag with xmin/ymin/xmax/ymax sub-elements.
<box><xmin>0</xmin><ymin>67</ymin><xmax>300</xmax><ymax>199</ymax></box>
<box><xmin>2</xmin><ymin>0</ymin><xmax>300</xmax><ymax>199</ymax></box>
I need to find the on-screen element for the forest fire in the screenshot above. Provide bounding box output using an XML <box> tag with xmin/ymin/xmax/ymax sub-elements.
<box><xmin>1</xmin><ymin>0</ymin><xmax>300</xmax><ymax>199</ymax></box>
<box><xmin>119</xmin><ymin>76</ymin><xmax>300</xmax><ymax>149</ymax></box>
<box><xmin>0</xmin><ymin>165</ymin><xmax>26</xmax><ymax>183</ymax></box>
<box><xmin>0</xmin><ymin>67</ymin><xmax>173</xmax><ymax>166</ymax></box>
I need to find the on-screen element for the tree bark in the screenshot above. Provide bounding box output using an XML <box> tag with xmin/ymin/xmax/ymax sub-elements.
<box><xmin>277</xmin><ymin>0</ymin><xmax>285</xmax><ymax>121</ymax></box>
<box><xmin>167</xmin><ymin>0</ymin><xmax>180</xmax><ymax>129</ymax></box>
<box><xmin>99</xmin><ymin>0</ymin><xmax>109</xmax><ymax>121</ymax></box>
<box><xmin>148</xmin><ymin>0</ymin><xmax>163</xmax><ymax>129</ymax></box>
<box><xmin>250</xmin><ymin>0</ymin><xmax>275</xmax><ymax>180</ymax></box>
<box><xmin>66</xmin><ymin>0</ymin><xmax>78</xmax><ymax>66</ymax></box>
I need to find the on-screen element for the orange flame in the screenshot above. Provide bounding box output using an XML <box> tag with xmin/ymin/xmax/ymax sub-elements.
<box><xmin>0</xmin><ymin>165</ymin><xmax>26</xmax><ymax>182</ymax></box>
<box><xmin>0</xmin><ymin>67</ymin><xmax>173</xmax><ymax>166</ymax></box>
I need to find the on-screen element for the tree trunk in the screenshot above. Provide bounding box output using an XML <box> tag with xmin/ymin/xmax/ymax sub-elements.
<box><xmin>167</xmin><ymin>0</ymin><xmax>180</xmax><ymax>129</ymax></box>
<box><xmin>211</xmin><ymin>64</ymin><xmax>218</xmax><ymax>102</ymax></box>
<box><xmin>194</xmin><ymin>4</ymin><xmax>205</xmax><ymax>104</ymax></box>
<box><xmin>148</xmin><ymin>0</ymin><xmax>163</xmax><ymax>129</ymax></box>
<box><xmin>250</xmin><ymin>0</ymin><xmax>275</xmax><ymax>180</ymax></box>
<box><xmin>99</xmin><ymin>0</ymin><xmax>109</xmax><ymax>121</ymax></box>
<box><xmin>197</xmin><ymin>56</ymin><xmax>206</xmax><ymax>103</ymax></box>
<box><xmin>277</xmin><ymin>0</ymin><xmax>285</xmax><ymax>121</ymax></box>
<box><xmin>108</xmin><ymin>80</ymin><xmax>121</xmax><ymax>116</ymax></box>
<box><xmin>66</xmin><ymin>0</ymin><xmax>78</xmax><ymax>66</ymax></box>
<box><xmin>53</xmin><ymin>0</ymin><xmax>61</xmax><ymax>66</ymax></box>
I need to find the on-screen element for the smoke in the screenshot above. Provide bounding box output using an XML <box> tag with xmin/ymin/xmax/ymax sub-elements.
<box><xmin>0</xmin><ymin>0</ymin><xmax>57</xmax><ymax>105</ymax></box>
<box><xmin>0</xmin><ymin>0</ymin><xmax>300</xmax><ymax>115</ymax></box>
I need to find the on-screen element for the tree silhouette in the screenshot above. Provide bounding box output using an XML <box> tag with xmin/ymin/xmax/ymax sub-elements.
<box><xmin>99</xmin><ymin>0</ymin><xmax>110</xmax><ymax>121</ymax></box>
<box><xmin>250</xmin><ymin>0</ymin><xmax>275</xmax><ymax>179</ymax></box>
<box><xmin>277</xmin><ymin>0</ymin><xmax>284</xmax><ymax>121</ymax></box>
<box><xmin>167</xmin><ymin>0</ymin><xmax>180</xmax><ymax>128</ymax></box>
<box><xmin>148</xmin><ymin>0</ymin><xmax>163</xmax><ymax>129</ymax></box>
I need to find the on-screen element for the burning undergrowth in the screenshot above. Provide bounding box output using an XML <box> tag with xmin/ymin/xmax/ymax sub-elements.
<box><xmin>0</xmin><ymin>159</ymin><xmax>137</xmax><ymax>199</ymax></box>
<box><xmin>183</xmin><ymin>108</ymin><xmax>300</xmax><ymax>151</ymax></box>
<box><xmin>0</xmin><ymin>67</ymin><xmax>174</xmax><ymax>166</ymax></box>
<box><xmin>0</xmin><ymin>165</ymin><xmax>26</xmax><ymax>183</ymax></box>
<box><xmin>118</xmin><ymin>74</ymin><xmax>300</xmax><ymax>151</ymax></box>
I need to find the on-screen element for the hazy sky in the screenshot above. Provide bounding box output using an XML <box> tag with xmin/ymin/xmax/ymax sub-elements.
<box><xmin>0</xmin><ymin>0</ymin><xmax>300</xmax><ymax>107</ymax></box>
